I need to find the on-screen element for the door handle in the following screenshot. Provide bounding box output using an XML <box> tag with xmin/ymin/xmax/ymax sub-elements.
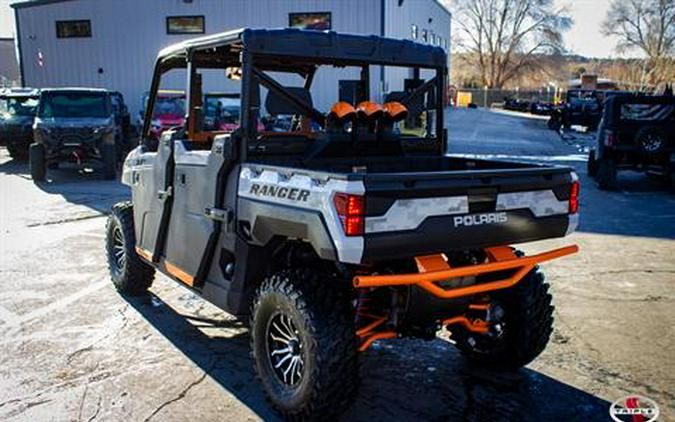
<box><xmin>157</xmin><ymin>187</ymin><xmax>172</xmax><ymax>202</ymax></box>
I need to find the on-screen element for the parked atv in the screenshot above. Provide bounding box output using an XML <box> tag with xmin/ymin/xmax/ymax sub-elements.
<box><xmin>106</xmin><ymin>28</ymin><xmax>580</xmax><ymax>419</ymax></box>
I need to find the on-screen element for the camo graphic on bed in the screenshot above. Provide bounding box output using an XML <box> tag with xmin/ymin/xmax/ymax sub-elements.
<box><xmin>495</xmin><ymin>190</ymin><xmax>568</xmax><ymax>217</ymax></box>
<box><xmin>365</xmin><ymin>196</ymin><xmax>469</xmax><ymax>233</ymax></box>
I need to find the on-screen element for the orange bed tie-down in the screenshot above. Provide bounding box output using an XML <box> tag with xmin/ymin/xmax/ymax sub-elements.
<box><xmin>353</xmin><ymin>245</ymin><xmax>579</xmax><ymax>351</ymax></box>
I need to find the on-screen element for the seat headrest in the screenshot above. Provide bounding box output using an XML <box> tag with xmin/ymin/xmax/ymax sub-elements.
<box><xmin>383</xmin><ymin>102</ymin><xmax>408</xmax><ymax>121</ymax></box>
<box><xmin>328</xmin><ymin>101</ymin><xmax>356</xmax><ymax>120</ymax></box>
<box><xmin>265</xmin><ymin>87</ymin><xmax>313</xmax><ymax>116</ymax></box>
<box><xmin>356</xmin><ymin>101</ymin><xmax>384</xmax><ymax>119</ymax></box>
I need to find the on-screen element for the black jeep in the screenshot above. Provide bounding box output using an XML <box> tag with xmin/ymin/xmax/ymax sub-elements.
<box><xmin>588</xmin><ymin>94</ymin><xmax>675</xmax><ymax>190</ymax></box>
<box><xmin>0</xmin><ymin>88</ymin><xmax>40</xmax><ymax>160</ymax></box>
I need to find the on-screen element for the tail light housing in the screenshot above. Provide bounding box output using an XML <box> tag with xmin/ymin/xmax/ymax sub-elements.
<box><xmin>604</xmin><ymin>130</ymin><xmax>616</xmax><ymax>146</ymax></box>
<box><xmin>569</xmin><ymin>181</ymin><xmax>580</xmax><ymax>214</ymax></box>
<box><xmin>333</xmin><ymin>193</ymin><xmax>365</xmax><ymax>236</ymax></box>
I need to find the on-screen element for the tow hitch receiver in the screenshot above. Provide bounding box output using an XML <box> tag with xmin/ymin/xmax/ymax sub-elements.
<box><xmin>353</xmin><ymin>245</ymin><xmax>578</xmax><ymax>351</ymax></box>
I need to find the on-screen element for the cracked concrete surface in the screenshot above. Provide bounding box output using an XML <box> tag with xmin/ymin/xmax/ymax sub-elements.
<box><xmin>0</xmin><ymin>108</ymin><xmax>673</xmax><ymax>421</ymax></box>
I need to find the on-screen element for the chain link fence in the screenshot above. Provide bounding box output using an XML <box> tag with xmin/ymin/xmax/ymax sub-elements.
<box><xmin>451</xmin><ymin>88</ymin><xmax>560</xmax><ymax>108</ymax></box>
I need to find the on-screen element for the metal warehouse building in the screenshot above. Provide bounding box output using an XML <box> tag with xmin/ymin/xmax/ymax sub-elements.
<box><xmin>11</xmin><ymin>0</ymin><xmax>451</xmax><ymax>118</ymax></box>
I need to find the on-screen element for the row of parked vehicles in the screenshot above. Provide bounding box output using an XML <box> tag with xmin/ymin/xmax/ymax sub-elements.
<box><xmin>0</xmin><ymin>86</ymin><xmax>291</xmax><ymax>181</ymax></box>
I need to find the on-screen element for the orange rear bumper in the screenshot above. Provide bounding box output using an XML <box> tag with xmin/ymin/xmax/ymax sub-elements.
<box><xmin>353</xmin><ymin>245</ymin><xmax>578</xmax><ymax>300</ymax></box>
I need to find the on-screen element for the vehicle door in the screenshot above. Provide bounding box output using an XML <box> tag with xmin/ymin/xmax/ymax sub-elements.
<box><xmin>161</xmin><ymin>67</ymin><xmax>240</xmax><ymax>289</ymax></box>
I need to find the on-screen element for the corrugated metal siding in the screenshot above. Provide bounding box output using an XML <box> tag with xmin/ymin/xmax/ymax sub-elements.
<box><xmin>17</xmin><ymin>0</ymin><xmax>447</xmax><ymax>116</ymax></box>
<box><xmin>384</xmin><ymin>0</ymin><xmax>451</xmax><ymax>92</ymax></box>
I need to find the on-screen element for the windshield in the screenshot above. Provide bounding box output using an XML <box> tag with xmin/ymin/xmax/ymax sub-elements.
<box><xmin>152</xmin><ymin>96</ymin><xmax>185</xmax><ymax>117</ymax></box>
<box><xmin>205</xmin><ymin>97</ymin><xmax>240</xmax><ymax>121</ymax></box>
<box><xmin>39</xmin><ymin>92</ymin><xmax>111</xmax><ymax>118</ymax></box>
<box><xmin>3</xmin><ymin>97</ymin><xmax>39</xmax><ymax>116</ymax></box>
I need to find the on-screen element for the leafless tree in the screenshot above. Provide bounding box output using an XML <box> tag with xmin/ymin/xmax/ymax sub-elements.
<box><xmin>602</xmin><ymin>0</ymin><xmax>675</xmax><ymax>59</ymax></box>
<box><xmin>451</xmin><ymin>0</ymin><xmax>572</xmax><ymax>88</ymax></box>
<box><xmin>602</xmin><ymin>0</ymin><xmax>675</xmax><ymax>88</ymax></box>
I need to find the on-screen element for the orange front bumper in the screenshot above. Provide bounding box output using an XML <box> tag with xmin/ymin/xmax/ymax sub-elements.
<box><xmin>353</xmin><ymin>245</ymin><xmax>579</xmax><ymax>300</ymax></box>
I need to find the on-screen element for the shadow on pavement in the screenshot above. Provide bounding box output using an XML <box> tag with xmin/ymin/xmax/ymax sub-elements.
<box><xmin>125</xmin><ymin>293</ymin><xmax>611</xmax><ymax>422</ymax></box>
<box><xmin>0</xmin><ymin>154</ymin><xmax>129</xmax><ymax>216</ymax></box>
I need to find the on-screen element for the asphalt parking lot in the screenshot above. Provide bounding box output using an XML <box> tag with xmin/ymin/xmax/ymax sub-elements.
<box><xmin>0</xmin><ymin>108</ymin><xmax>673</xmax><ymax>421</ymax></box>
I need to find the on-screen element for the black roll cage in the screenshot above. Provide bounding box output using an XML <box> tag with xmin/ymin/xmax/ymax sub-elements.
<box><xmin>141</xmin><ymin>29</ymin><xmax>448</xmax><ymax>158</ymax></box>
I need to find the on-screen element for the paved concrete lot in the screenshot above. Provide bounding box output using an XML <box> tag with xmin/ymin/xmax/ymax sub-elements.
<box><xmin>1</xmin><ymin>109</ymin><xmax>673</xmax><ymax>421</ymax></box>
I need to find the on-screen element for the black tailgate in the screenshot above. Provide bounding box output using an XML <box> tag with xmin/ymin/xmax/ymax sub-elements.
<box><xmin>361</xmin><ymin>164</ymin><xmax>577</xmax><ymax>262</ymax></box>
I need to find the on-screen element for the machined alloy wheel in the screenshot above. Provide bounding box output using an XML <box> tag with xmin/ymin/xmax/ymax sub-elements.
<box><xmin>110</xmin><ymin>225</ymin><xmax>127</xmax><ymax>277</ymax></box>
<box><xmin>267</xmin><ymin>313</ymin><xmax>305</xmax><ymax>386</ymax></box>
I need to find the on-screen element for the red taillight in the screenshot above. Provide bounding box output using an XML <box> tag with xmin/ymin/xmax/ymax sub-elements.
<box><xmin>604</xmin><ymin>131</ymin><xmax>616</xmax><ymax>146</ymax></box>
<box><xmin>569</xmin><ymin>181</ymin><xmax>580</xmax><ymax>214</ymax></box>
<box><xmin>334</xmin><ymin>193</ymin><xmax>365</xmax><ymax>236</ymax></box>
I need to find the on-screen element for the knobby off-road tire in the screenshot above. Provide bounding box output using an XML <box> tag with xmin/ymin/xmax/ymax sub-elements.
<box><xmin>453</xmin><ymin>267</ymin><xmax>554</xmax><ymax>370</ymax></box>
<box><xmin>29</xmin><ymin>143</ymin><xmax>46</xmax><ymax>182</ymax></box>
<box><xmin>250</xmin><ymin>268</ymin><xmax>358</xmax><ymax>420</ymax></box>
<box><xmin>596</xmin><ymin>158</ymin><xmax>618</xmax><ymax>190</ymax></box>
<box><xmin>105</xmin><ymin>202</ymin><xmax>154</xmax><ymax>295</ymax></box>
<box><xmin>102</xmin><ymin>143</ymin><xmax>116</xmax><ymax>180</ymax></box>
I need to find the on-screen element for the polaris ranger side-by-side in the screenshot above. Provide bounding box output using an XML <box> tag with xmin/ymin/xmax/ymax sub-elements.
<box><xmin>105</xmin><ymin>29</ymin><xmax>580</xmax><ymax>419</ymax></box>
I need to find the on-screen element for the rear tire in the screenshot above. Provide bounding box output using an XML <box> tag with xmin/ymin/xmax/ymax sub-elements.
<box><xmin>587</xmin><ymin>150</ymin><xmax>598</xmax><ymax>177</ymax></box>
<box><xmin>596</xmin><ymin>158</ymin><xmax>618</xmax><ymax>190</ymax></box>
<box><xmin>102</xmin><ymin>143</ymin><xmax>116</xmax><ymax>180</ymax></box>
<box><xmin>29</xmin><ymin>143</ymin><xmax>46</xmax><ymax>182</ymax></box>
<box><xmin>105</xmin><ymin>202</ymin><xmax>154</xmax><ymax>296</ymax></box>
<box><xmin>452</xmin><ymin>267</ymin><xmax>553</xmax><ymax>370</ymax></box>
<box><xmin>250</xmin><ymin>268</ymin><xmax>358</xmax><ymax>420</ymax></box>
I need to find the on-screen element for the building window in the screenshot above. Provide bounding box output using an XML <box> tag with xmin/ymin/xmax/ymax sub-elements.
<box><xmin>411</xmin><ymin>24</ymin><xmax>418</xmax><ymax>40</ymax></box>
<box><xmin>56</xmin><ymin>20</ymin><xmax>91</xmax><ymax>38</ymax></box>
<box><xmin>289</xmin><ymin>12</ymin><xmax>331</xmax><ymax>30</ymax></box>
<box><xmin>421</xmin><ymin>30</ymin><xmax>427</xmax><ymax>43</ymax></box>
<box><xmin>166</xmin><ymin>16</ymin><xmax>205</xmax><ymax>34</ymax></box>
<box><xmin>430</xmin><ymin>32</ymin><xmax>435</xmax><ymax>45</ymax></box>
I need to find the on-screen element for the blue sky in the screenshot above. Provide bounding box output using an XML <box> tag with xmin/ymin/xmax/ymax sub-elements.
<box><xmin>0</xmin><ymin>0</ymin><xmax>632</xmax><ymax>58</ymax></box>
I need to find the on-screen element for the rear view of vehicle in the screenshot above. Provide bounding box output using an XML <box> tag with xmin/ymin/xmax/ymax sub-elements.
<box><xmin>0</xmin><ymin>88</ymin><xmax>40</xmax><ymax>160</ymax></box>
<box><xmin>103</xmin><ymin>28</ymin><xmax>581</xmax><ymax>420</ymax></box>
<box><xmin>30</xmin><ymin>88</ymin><xmax>118</xmax><ymax>181</ymax></box>
<box><xmin>588</xmin><ymin>95</ymin><xmax>675</xmax><ymax>190</ymax></box>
